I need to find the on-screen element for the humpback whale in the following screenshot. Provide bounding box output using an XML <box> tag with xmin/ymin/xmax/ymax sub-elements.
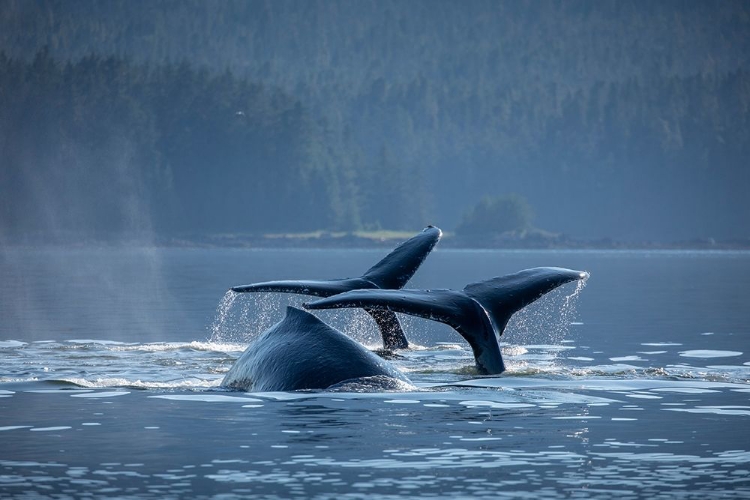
<box><xmin>305</xmin><ymin>267</ymin><xmax>589</xmax><ymax>375</ymax></box>
<box><xmin>221</xmin><ymin>306</ymin><xmax>411</xmax><ymax>392</ymax></box>
<box><xmin>231</xmin><ymin>226</ymin><xmax>442</xmax><ymax>350</ymax></box>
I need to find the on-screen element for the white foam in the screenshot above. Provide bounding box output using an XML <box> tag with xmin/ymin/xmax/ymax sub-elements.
<box><xmin>610</xmin><ymin>356</ymin><xmax>647</xmax><ymax>362</ymax></box>
<box><xmin>110</xmin><ymin>341</ymin><xmax>245</xmax><ymax>353</ymax></box>
<box><xmin>679</xmin><ymin>350</ymin><xmax>743</xmax><ymax>358</ymax></box>
<box><xmin>553</xmin><ymin>415</ymin><xmax>601</xmax><ymax>420</ymax></box>
<box><xmin>502</xmin><ymin>345</ymin><xmax>528</xmax><ymax>356</ymax></box>
<box><xmin>651</xmin><ymin>388</ymin><xmax>719</xmax><ymax>394</ymax></box>
<box><xmin>680</xmin><ymin>349</ymin><xmax>743</xmax><ymax>358</ymax></box>
<box><xmin>66</xmin><ymin>339</ymin><xmax>133</xmax><ymax>345</ymax></box>
<box><xmin>523</xmin><ymin>344</ymin><xmax>576</xmax><ymax>351</ymax></box>
<box><xmin>71</xmin><ymin>391</ymin><xmax>131</xmax><ymax>398</ymax></box>
<box><xmin>0</xmin><ymin>340</ymin><xmax>27</xmax><ymax>348</ymax></box>
<box><xmin>149</xmin><ymin>394</ymin><xmax>264</xmax><ymax>403</ymax></box>
<box><xmin>60</xmin><ymin>377</ymin><xmax>222</xmax><ymax>390</ymax></box>
<box><xmin>459</xmin><ymin>400</ymin><xmax>535</xmax><ymax>409</ymax></box>
<box><xmin>664</xmin><ymin>407</ymin><xmax>750</xmax><ymax>417</ymax></box>
<box><xmin>25</xmin><ymin>389</ymin><xmax>93</xmax><ymax>394</ymax></box>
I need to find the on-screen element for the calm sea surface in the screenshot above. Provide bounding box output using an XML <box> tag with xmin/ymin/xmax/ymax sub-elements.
<box><xmin>1</xmin><ymin>247</ymin><xmax>749</xmax><ymax>499</ymax></box>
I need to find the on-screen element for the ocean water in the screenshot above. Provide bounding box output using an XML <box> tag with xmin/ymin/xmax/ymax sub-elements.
<box><xmin>1</xmin><ymin>247</ymin><xmax>749</xmax><ymax>499</ymax></box>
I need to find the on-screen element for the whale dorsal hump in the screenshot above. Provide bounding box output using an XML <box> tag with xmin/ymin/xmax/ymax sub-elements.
<box><xmin>221</xmin><ymin>306</ymin><xmax>411</xmax><ymax>391</ymax></box>
<box><xmin>463</xmin><ymin>267</ymin><xmax>588</xmax><ymax>335</ymax></box>
<box><xmin>361</xmin><ymin>225</ymin><xmax>442</xmax><ymax>290</ymax></box>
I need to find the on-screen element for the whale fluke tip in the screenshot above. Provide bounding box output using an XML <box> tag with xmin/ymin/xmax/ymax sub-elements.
<box><xmin>424</xmin><ymin>225</ymin><xmax>442</xmax><ymax>237</ymax></box>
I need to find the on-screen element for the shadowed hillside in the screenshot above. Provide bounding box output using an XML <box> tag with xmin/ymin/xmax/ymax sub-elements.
<box><xmin>1</xmin><ymin>0</ymin><xmax>748</xmax><ymax>242</ymax></box>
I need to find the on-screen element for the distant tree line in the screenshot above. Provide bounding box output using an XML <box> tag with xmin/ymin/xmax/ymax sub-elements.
<box><xmin>1</xmin><ymin>0</ymin><xmax>749</xmax><ymax>241</ymax></box>
<box><xmin>457</xmin><ymin>195</ymin><xmax>534</xmax><ymax>238</ymax></box>
<box><xmin>1</xmin><ymin>49</ymin><xmax>748</xmax><ymax>241</ymax></box>
<box><xmin>0</xmin><ymin>50</ymin><xmax>364</xmax><ymax>238</ymax></box>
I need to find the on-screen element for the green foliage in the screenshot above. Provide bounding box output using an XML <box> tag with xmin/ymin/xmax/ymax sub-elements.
<box><xmin>456</xmin><ymin>195</ymin><xmax>534</xmax><ymax>237</ymax></box>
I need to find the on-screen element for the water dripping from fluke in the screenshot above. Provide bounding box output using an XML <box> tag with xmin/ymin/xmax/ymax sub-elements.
<box><xmin>209</xmin><ymin>290</ymin><xmax>239</xmax><ymax>343</ymax></box>
<box><xmin>506</xmin><ymin>275</ymin><xmax>588</xmax><ymax>351</ymax></box>
<box><xmin>208</xmin><ymin>290</ymin><xmax>287</xmax><ymax>344</ymax></box>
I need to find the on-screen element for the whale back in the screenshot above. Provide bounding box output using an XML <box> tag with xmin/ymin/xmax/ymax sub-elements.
<box><xmin>463</xmin><ymin>267</ymin><xmax>588</xmax><ymax>335</ymax></box>
<box><xmin>361</xmin><ymin>225</ymin><xmax>442</xmax><ymax>290</ymax></box>
<box><xmin>221</xmin><ymin>307</ymin><xmax>410</xmax><ymax>392</ymax></box>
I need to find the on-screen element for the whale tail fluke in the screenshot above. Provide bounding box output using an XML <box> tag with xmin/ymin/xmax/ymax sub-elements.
<box><xmin>231</xmin><ymin>277</ymin><xmax>373</xmax><ymax>297</ymax></box>
<box><xmin>364</xmin><ymin>308</ymin><xmax>409</xmax><ymax>350</ymax></box>
<box><xmin>361</xmin><ymin>225</ymin><xmax>442</xmax><ymax>289</ymax></box>
<box><xmin>463</xmin><ymin>267</ymin><xmax>589</xmax><ymax>336</ymax></box>
<box><xmin>305</xmin><ymin>267</ymin><xmax>588</xmax><ymax>337</ymax></box>
<box><xmin>303</xmin><ymin>287</ymin><xmax>505</xmax><ymax>374</ymax></box>
<box><xmin>230</xmin><ymin>226</ymin><xmax>441</xmax><ymax>296</ymax></box>
<box><xmin>304</xmin><ymin>267</ymin><xmax>588</xmax><ymax>375</ymax></box>
<box><xmin>304</xmin><ymin>288</ymin><xmax>482</xmax><ymax>333</ymax></box>
<box><xmin>230</xmin><ymin>226</ymin><xmax>442</xmax><ymax>350</ymax></box>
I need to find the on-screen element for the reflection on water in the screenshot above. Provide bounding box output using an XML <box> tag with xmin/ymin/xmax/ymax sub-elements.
<box><xmin>1</xmin><ymin>248</ymin><xmax>749</xmax><ymax>498</ymax></box>
<box><xmin>1</xmin><ymin>382</ymin><xmax>748</xmax><ymax>498</ymax></box>
<box><xmin>1</xmin><ymin>333</ymin><xmax>749</xmax><ymax>498</ymax></box>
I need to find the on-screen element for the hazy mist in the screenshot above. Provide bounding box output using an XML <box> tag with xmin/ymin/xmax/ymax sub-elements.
<box><xmin>1</xmin><ymin>0</ymin><xmax>748</xmax><ymax>244</ymax></box>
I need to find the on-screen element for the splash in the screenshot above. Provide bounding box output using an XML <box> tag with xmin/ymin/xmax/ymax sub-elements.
<box><xmin>208</xmin><ymin>290</ymin><xmax>384</xmax><ymax>348</ymax></box>
<box><xmin>505</xmin><ymin>273</ymin><xmax>588</xmax><ymax>348</ymax></box>
<box><xmin>561</xmin><ymin>275</ymin><xmax>588</xmax><ymax>326</ymax></box>
<box><xmin>209</xmin><ymin>290</ymin><xmax>239</xmax><ymax>342</ymax></box>
<box><xmin>208</xmin><ymin>291</ymin><xmax>289</xmax><ymax>344</ymax></box>
<box><xmin>317</xmin><ymin>308</ymin><xmax>382</xmax><ymax>348</ymax></box>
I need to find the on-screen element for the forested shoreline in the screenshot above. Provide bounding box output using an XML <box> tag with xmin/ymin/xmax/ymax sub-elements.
<box><xmin>1</xmin><ymin>1</ymin><xmax>748</xmax><ymax>243</ymax></box>
<box><xmin>0</xmin><ymin>50</ymin><xmax>364</xmax><ymax>238</ymax></box>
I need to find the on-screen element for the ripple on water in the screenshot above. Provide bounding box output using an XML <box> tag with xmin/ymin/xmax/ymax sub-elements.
<box><xmin>0</xmin><ymin>340</ymin><xmax>27</xmax><ymax>348</ymax></box>
<box><xmin>663</xmin><ymin>406</ymin><xmax>750</xmax><ymax>417</ymax></box>
<box><xmin>679</xmin><ymin>350</ymin><xmax>743</xmax><ymax>358</ymax></box>
<box><xmin>70</xmin><ymin>391</ymin><xmax>131</xmax><ymax>398</ymax></box>
<box><xmin>149</xmin><ymin>394</ymin><xmax>264</xmax><ymax>403</ymax></box>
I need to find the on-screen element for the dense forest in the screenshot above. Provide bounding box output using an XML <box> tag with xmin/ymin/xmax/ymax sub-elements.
<box><xmin>0</xmin><ymin>50</ymin><xmax>361</xmax><ymax>238</ymax></box>
<box><xmin>1</xmin><ymin>0</ymin><xmax>748</xmax><ymax>242</ymax></box>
